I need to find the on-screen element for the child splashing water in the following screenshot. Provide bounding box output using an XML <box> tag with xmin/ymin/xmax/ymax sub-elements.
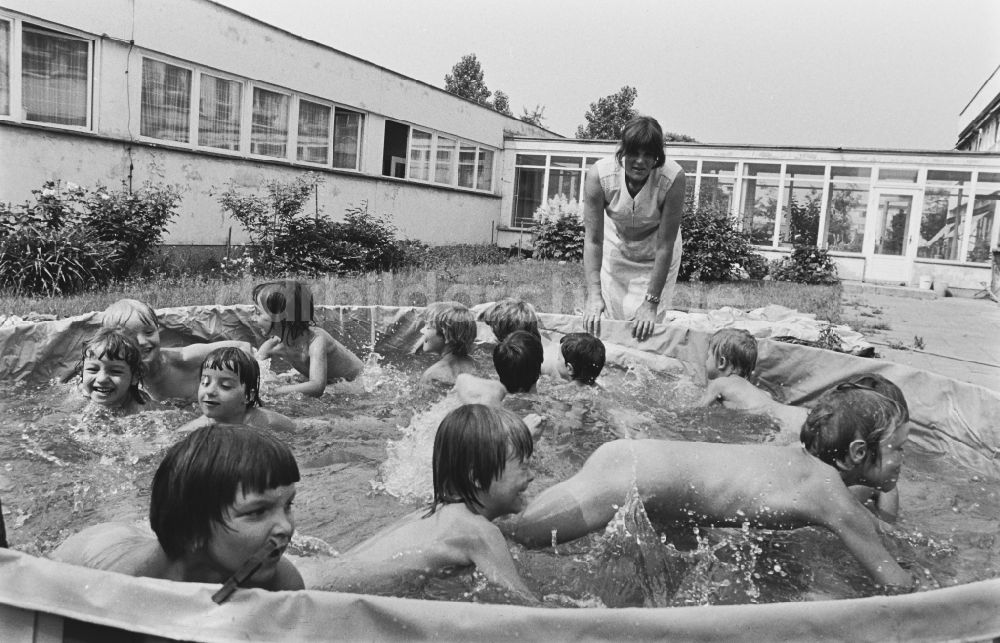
<box><xmin>504</xmin><ymin>386</ymin><xmax>914</xmax><ymax>590</ymax></box>
<box><xmin>252</xmin><ymin>280</ymin><xmax>363</xmax><ymax>396</ymax></box>
<box><xmin>101</xmin><ymin>299</ymin><xmax>253</xmax><ymax>402</ymax></box>
<box><xmin>51</xmin><ymin>424</ymin><xmax>303</xmax><ymax>591</ymax></box>
<box><xmin>178</xmin><ymin>347</ymin><xmax>295</xmax><ymax>433</ymax></box>
<box><xmin>79</xmin><ymin>328</ymin><xmax>150</xmax><ymax>416</ymax></box>
<box><xmin>297</xmin><ymin>404</ymin><xmax>538</xmax><ymax>604</ymax></box>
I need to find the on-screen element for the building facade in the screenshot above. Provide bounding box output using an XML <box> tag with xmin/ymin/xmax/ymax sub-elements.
<box><xmin>957</xmin><ymin>64</ymin><xmax>1000</xmax><ymax>153</ymax></box>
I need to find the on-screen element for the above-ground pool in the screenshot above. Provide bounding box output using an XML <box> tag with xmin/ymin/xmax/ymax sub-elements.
<box><xmin>1</xmin><ymin>305</ymin><xmax>999</xmax><ymax>641</ymax></box>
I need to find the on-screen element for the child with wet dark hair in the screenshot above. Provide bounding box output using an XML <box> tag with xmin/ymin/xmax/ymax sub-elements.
<box><xmin>505</xmin><ymin>386</ymin><xmax>913</xmax><ymax>589</ymax></box>
<box><xmin>79</xmin><ymin>327</ymin><xmax>150</xmax><ymax>415</ymax></box>
<box><xmin>295</xmin><ymin>404</ymin><xmax>538</xmax><ymax>603</ymax></box>
<box><xmin>51</xmin><ymin>424</ymin><xmax>304</xmax><ymax>591</ymax></box>
<box><xmin>101</xmin><ymin>298</ymin><xmax>253</xmax><ymax>402</ymax></box>
<box><xmin>478</xmin><ymin>298</ymin><xmax>541</xmax><ymax>342</ymax></box>
<box><xmin>697</xmin><ymin>328</ymin><xmax>808</xmax><ymax>435</ymax></box>
<box><xmin>178</xmin><ymin>347</ymin><xmax>295</xmax><ymax>433</ymax></box>
<box><xmin>554</xmin><ymin>332</ymin><xmax>606</xmax><ymax>386</ymax></box>
<box><xmin>252</xmin><ymin>280</ymin><xmax>363</xmax><ymax>396</ymax></box>
<box><xmin>418</xmin><ymin>301</ymin><xmax>478</xmax><ymax>386</ymax></box>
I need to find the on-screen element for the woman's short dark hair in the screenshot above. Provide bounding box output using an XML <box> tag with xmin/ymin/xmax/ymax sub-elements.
<box><xmin>201</xmin><ymin>346</ymin><xmax>263</xmax><ymax>408</ymax></box>
<box><xmin>493</xmin><ymin>330</ymin><xmax>543</xmax><ymax>393</ymax></box>
<box><xmin>430</xmin><ymin>404</ymin><xmax>532</xmax><ymax>514</ymax></box>
<box><xmin>150</xmin><ymin>424</ymin><xmax>299</xmax><ymax>559</ymax></box>
<box><xmin>615</xmin><ymin>115</ymin><xmax>666</xmax><ymax>168</ymax></box>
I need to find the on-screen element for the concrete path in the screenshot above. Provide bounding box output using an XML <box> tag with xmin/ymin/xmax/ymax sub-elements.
<box><xmin>840</xmin><ymin>283</ymin><xmax>1000</xmax><ymax>392</ymax></box>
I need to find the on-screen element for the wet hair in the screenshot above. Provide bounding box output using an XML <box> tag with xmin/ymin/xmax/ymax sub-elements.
<box><xmin>838</xmin><ymin>372</ymin><xmax>909</xmax><ymax>423</ymax></box>
<box><xmin>82</xmin><ymin>327</ymin><xmax>148</xmax><ymax>405</ymax></box>
<box><xmin>430</xmin><ymin>404</ymin><xmax>533</xmax><ymax>514</ymax></box>
<box><xmin>709</xmin><ymin>328</ymin><xmax>757</xmax><ymax>378</ymax></box>
<box><xmin>614</xmin><ymin>115</ymin><xmax>666</xmax><ymax>169</ymax></box>
<box><xmin>423</xmin><ymin>301</ymin><xmax>477</xmax><ymax>356</ymax></box>
<box><xmin>201</xmin><ymin>346</ymin><xmax>262</xmax><ymax>409</ymax></box>
<box><xmin>252</xmin><ymin>280</ymin><xmax>315</xmax><ymax>344</ymax></box>
<box><xmin>800</xmin><ymin>387</ymin><xmax>905</xmax><ymax>469</ymax></box>
<box><xmin>493</xmin><ymin>330</ymin><xmax>543</xmax><ymax>393</ymax></box>
<box><xmin>480</xmin><ymin>298</ymin><xmax>540</xmax><ymax>342</ymax></box>
<box><xmin>150</xmin><ymin>424</ymin><xmax>299</xmax><ymax>559</ymax></box>
<box><xmin>560</xmin><ymin>332</ymin><xmax>606</xmax><ymax>385</ymax></box>
<box><xmin>101</xmin><ymin>298</ymin><xmax>158</xmax><ymax>330</ymax></box>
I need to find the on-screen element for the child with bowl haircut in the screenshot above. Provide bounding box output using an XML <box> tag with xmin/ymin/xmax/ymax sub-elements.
<box><xmin>553</xmin><ymin>332</ymin><xmax>606</xmax><ymax>386</ymax></box>
<box><xmin>504</xmin><ymin>386</ymin><xmax>914</xmax><ymax>589</ymax></box>
<box><xmin>252</xmin><ymin>280</ymin><xmax>363</xmax><ymax>397</ymax></box>
<box><xmin>50</xmin><ymin>424</ymin><xmax>304</xmax><ymax>591</ymax></box>
<box><xmin>417</xmin><ymin>301</ymin><xmax>478</xmax><ymax>386</ymax></box>
<box><xmin>178</xmin><ymin>347</ymin><xmax>296</xmax><ymax>433</ymax></box>
<box><xmin>101</xmin><ymin>299</ymin><xmax>253</xmax><ymax>402</ymax></box>
<box><xmin>296</xmin><ymin>404</ymin><xmax>538</xmax><ymax>604</ymax></box>
<box><xmin>79</xmin><ymin>328</ymin><xmax>150</xmax><ymax>415</ymax></box>
<box><xmin>697</xmin><ymin>328</ymin><xmax>808</xmax><ymax>436</ymax></box>
<box><xmin>478</xmin><ymin>297</ymin><xmax>541</xmax><ymax>342</ymax></box>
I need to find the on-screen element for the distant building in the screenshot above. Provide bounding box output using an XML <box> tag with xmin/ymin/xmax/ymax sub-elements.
<box><xmin>1</xmin><ymin>1</ymin><xmax>998</xmax><ymax>291</ymax></box>
<box><xmin>957</xmin><ymin>64</ymin><xmax>1000</xmax><ymax>153</ymax></box>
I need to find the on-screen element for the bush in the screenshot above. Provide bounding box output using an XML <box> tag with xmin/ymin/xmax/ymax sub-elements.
<box><xmin>0</xmin><ymin>180</ymin><xmax>180</xmax><ymax>295</ymax></box>
<box><xmin>532</xmin><ymin>195</ymin><xmax>584</xmax><ymax>261</ymax></box>
<box><xmin>680</xmin><ymin>201</ymin><xmax>767</xmax><ymax>282</ymax></box>
<box><xmin>769</xmin><ymin>245</ymin><xmax>839</xmax><ymax>284</ymax></box>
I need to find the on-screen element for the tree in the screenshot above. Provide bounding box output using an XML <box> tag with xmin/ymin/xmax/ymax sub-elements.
<box><xmin>444</xmin><ymin>53</ymin><xmax>491</xmax><ymax>105</ymax></box>
<box><xmin>576</xmin><ymin>86</ymin><xmax>638</xmax><ymax>139</ymax></box>
<box><xmin>520</xmin><ymin>105</ymin><xmax>546</xmax><ymax>128</ymax></box>
<box><xmin>491</xmin><ymin>90</ymin><xmax>512</xmax><ymax>116</ymax></box>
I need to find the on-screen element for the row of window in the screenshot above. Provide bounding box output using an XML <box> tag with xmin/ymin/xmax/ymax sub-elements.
<box><xmin>0</xmin><ymin>17</ymin><xmax>497</xmax><ymax>192</ymax></box>
<box><xmin>512</xmin><ymin>154</ymin><xmax>1000</xmax><ymax>265</ymax></box>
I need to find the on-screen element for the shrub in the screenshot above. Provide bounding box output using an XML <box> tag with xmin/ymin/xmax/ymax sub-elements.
<box><xmin>769</xmin><ymin>245</ymin><xmax>839</xmax><ymax>284</ymax></box>
<box><xmin>0</xmin><ymin>225</ymin><xmax>111</xmax><ymax>295</ymax></box>
<box><xmin>326</xmin><ymin>201</ymin><xmax>408</xmax><ymax>273</ymax></box>
<box><xmin>680</xmin><ymin>201</ymin><xmax>767</xmax><ymax>282</ymax></box>
<box><xmin>532</xmin><ymin>195</ymin><xmax>584</xmax><ymax>261</ymax></box>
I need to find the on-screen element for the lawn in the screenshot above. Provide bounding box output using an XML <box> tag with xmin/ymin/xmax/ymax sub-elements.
<box><xmin>0</xmin><ymin>258</ymin><xmax>843</xmax><ymax>322</ymax></box>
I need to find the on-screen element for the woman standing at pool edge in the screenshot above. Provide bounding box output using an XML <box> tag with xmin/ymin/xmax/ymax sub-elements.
<box><xmin>582</xmin><ymin>116</ymin><xmax>685</xmax><ymax>340</ymax></box>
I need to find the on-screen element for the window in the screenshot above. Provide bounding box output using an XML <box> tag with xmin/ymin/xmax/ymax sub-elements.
<box><xmin>779</xmin><ymin>165</ymin><xmax>825</xmax><ymax>247</ymax></box>
<box><xmin>917</xmin><ymin>170</ymin><xmax>970</xmax><ymax>260</ymax></box>
<box><xmin>409</xmin><ymin>129</ymin><xmax>432</xmax><ymax>181</ymax></box>
<box><xmin>877</xmin><ymin>168</ymin><xmax>918</xmax><ymax>183</ymax></box>
<box><xmin>141</xmin><ymin>58</ymin><xmax>191</xmax><ymax>142</ymax></box>
<box><xmin>698</xmin><ymin>161</ymin><xmax>737</xmax><ymax>215</ymax></box>
<box><xmin>739</xmin><ymin>163</ymin><xmax>781</xmax><ymax>245</ymax></box>
<box><xmin>676</xmin><ymin>160</ymin><xmax>698</xmax><ymax>203</ymax></box>
<box><xmin>512</xmin><ymin>154</ymin><xmax>545</xmax><ymax>227</ymax></box>
<box><xmin>435</xmin><ymin>136</ymin><xmax>456</xmax><ymax>184</ymax></box>
<box><xmin>250</xmin><ymin>87</ymin><xmax>289</xmax><ymax>158</ymax></box>
<box><xmin>22</xmin><ymin>24</ymin><xmax>89</xmax><ymax>126</ymax></box>
<box><xmin>476</xmin><ymin>148</ymin><xmax>494</xmax><ymax>191</ymax></box>
<box><xmin>967</xmin><ymin>172</ymin><xmax>1000</xmax><ymax>263</ymax></box>
<box><xmin>458</xmin><ymin>144</ymin><xmax>477</xmax><ymax>189</ymax></box>
<box><xmin>0</xmin><ymin>19</ymin><xmax>9</xmax><ymax>115</ymax></box>
<box><xmin>332</xmin><ymin>108</ymin><xmax>362</xmax><ymax>170</ymax></box>
<box><xmin>825</xmin><ymin>167</ymin><xmax>871</xmax><ymax>253</ymax></box>
<box><xmin>546</xmin><ymin>156</ymin><xmax>581</xmax><ymax>202</ymax></box>
<box><xmin>296</xmin><ymin>99</ymin><xmax>330</xmax><ymax>164</ymax></box>
<box><xmin>198</xmin><ymin>74</ymin><xmax>241</xmax><ymax>151</ymax></box>
<box><xmin>382</xmin><ymin>120</ymin><xmax>409</xmax><ymax>177</ymax></box>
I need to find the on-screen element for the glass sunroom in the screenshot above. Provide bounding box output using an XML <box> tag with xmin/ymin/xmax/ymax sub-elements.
<box><xmin>499</xmin><ymin>138</ymin><xmax>1000</xmax><ymax>292</ymax></box>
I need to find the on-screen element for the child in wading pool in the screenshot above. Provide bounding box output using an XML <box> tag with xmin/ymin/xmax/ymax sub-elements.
<box><xmin>541</xmin><ymin>332</ymin><xmax>607</xmax><ymax>386</ymax></box>
<box><xmin>454</xmin><ymin>330</ymin><xmax>544</xmax><ymax>407</ymax></box>
<box><xmin>477</xmin><ymin>297</ymin><xmax>541</xmax><ymax>343</ymax></box>
<box><xmin>417</xmin><ymin>301</ymin><xmax>478</xmax><ymax>386</ymax></box>
<box><xmin>697</xmin><ymin>328</ymin><xmax>807</xmax><ymax>437</ymax></box>
<box><xmin>101</xmin><ymin>299</ymin><xmax>253</xmax><ymax>402</ymax></box>
<box><xmin>503</xmin><ymin>385</ymin><xmax>914</xmax><ymax>589</ymax></box>
<box><xmin>177</xmin><ymin>347</ymin><xmax>295</xmax><ymax>433</ymax></box>
<box><xmin>295</xmin><ymin>404</ymin><xmax>539</xmax><ymax>604</ymax></box>
<box><xmin>78</xmin><ymin>328</ymin><xmax>150</xmax><ymax>416</ymax></box>
<box><xmin>252</xmin><ymin>280</ymin><xmax>363</xmax><ymax>396</ymax></box>
<box><xmin>50</xmin><ymin>424</ymin><xmax>303</xmax><ymax>591</ymax></box>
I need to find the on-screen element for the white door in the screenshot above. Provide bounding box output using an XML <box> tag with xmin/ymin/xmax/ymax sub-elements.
<box><xmin>863</xmin><ymin>189</ymin><xmax>922</xmax><ymax>284</ymax></box>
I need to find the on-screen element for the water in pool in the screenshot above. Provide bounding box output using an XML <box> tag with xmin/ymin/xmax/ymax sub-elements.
<box><xmin>0</xmin><ymin>333</ymin><xmax>996</xmax><ymax>607</ymax></box>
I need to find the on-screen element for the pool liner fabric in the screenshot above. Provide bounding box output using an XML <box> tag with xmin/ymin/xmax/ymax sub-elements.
<box><xmin>1</xmin><ymin>304</ymin><xmax>999</xmax><ymax>640</ymax></box>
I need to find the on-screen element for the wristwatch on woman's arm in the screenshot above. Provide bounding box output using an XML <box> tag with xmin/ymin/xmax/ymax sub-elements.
<box><xmin>644</xmin><ymin>292</ymin><xmax>661</xmax><ymax>305</ymax></box>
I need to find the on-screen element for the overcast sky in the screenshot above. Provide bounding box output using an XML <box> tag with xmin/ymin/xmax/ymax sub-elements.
<box><xmin>215</xmin><ymin>0</ymin><xmax>999</xmax><ymax>150</ymax></box>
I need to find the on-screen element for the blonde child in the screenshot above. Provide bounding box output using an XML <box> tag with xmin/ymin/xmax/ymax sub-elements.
<box><xmin>418</xmin><ymin>301</ymin><xmax>477</xmax><ymax>386</ymax></box>
<box><xmin>504</xmin><ymin>386</ymin><xmax>914</xmax><ymax>589</ymax></box>
<box><xmin>252</xmin><ymin>280</ymin><xmax>363</xmax><ymax>397</ymax></box>
<box><xmin>697</xmin><ymin>328</ymin><xmax>807</xmax><ymax>436</ymax></box>
<box><xmin>478</xmin><ymin>297</ymin><xmax>541</xmax><ymax>343</ymax></box>
<box><xmin>51</xmin><ymin>424</ymin><xmax>303</xmax><ymax>591</ymax></box>
<box><xmin>178</xmin><ymin>347</ymin><xmax>295</xmax><ymax>433</ymax></box>
<box><xmin>78</xmin><ymin>328</ymin><xmax>150</xmax><ymax>415</ymax></box>
<box><xmin>296</xmin><ymin>405</ymin><xmax>538</xmax><ymax>604</ymax></box>
<box><xmin>101</xmin><ymin>299</ymin><xmax>252</xmax><ymax>402</ymax></box>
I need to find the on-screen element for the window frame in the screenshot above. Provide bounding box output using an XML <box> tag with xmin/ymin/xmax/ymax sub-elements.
<box><xmin>197</xmin><ymin>70</ymin><xmax>244</xmax><ymax>154</ymax></box>
<box><xmin>138</xmin><ymin>55</ymin><xmax>195</xmax><ymax>145</ymax></box>
<box><xmin>392</xmin><ymin>123</ymin><xmax>497</xmax><ymax>193</ymax></box>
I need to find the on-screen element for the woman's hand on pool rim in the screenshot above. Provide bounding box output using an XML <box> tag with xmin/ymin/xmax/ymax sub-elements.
<box><xmin>583</xmin><ymin>295</ymin><xmax>604</xmax><ymax>337</ymax></box>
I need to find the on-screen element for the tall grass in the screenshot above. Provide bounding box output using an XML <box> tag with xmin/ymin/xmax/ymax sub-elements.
<box><xmin>0</xmin><ymin>258</ymin><xmax>842</xmax><ymax>322</ymax></box>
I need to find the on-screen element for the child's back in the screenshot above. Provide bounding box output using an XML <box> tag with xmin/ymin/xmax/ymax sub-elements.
<box><xmin>418</xmin><ymin>302</ymin><xmax>477</xmax><ymax>386</ymax></box>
